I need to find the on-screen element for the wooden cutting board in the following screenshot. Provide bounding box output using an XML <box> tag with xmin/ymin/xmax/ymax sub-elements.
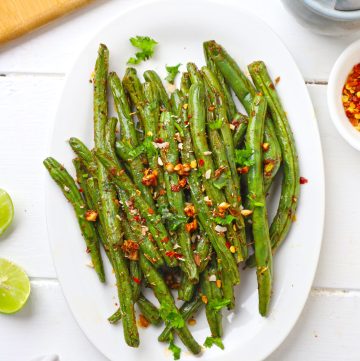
<box><xmin>0</xmin><ymin>0</ymin><xmax>93</xmax><ymax>45</ymax></box>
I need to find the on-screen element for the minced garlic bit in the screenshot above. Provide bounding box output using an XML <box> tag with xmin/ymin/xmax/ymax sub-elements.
<box><xmin>229</xmin><ymin>124</ymin><xmax>235</xmax><ymax>130</ymax></box>
<box><xmin>241</xmin><ymin>209</ymin><xmax>253</xmax><ymax>217</ymax></box>
<box><xmin>86</xmin><ymin>261</ymin><xmax>94</xmax><ymax>269</ymax></box>
<box><xmin>184</xmin><ymin>203</ymin><xmax>196</xmax><ymax>217</ymax></box>
<box><xmin>204</xmin><ymin>196</ymin><xmax>213</xmax><ymax>206</ymax></box>
<box><xmin>215</xmin><ymin>225</ymin><xmax>227</xmax><ymax>233</ymax></box>
<box><xmin>229</xmin><ymin>246</ymin><xmax>236</xmax><ymax>254</ymax></box>
<box><xmin>153</xmin><ymin>141</ymin><xmax>169</xmax><ymax>149</ymax></box>
<box><xmin>178</xmin><ymin>142</ymin><xmax>183</xmax><ymax>150</ymax></box>
<box><xmin>205</xmin><ymin>169</ymin><xmax>212</xmax><ymax>179</ymax></box>
<box><xmin>203</xmin><ymin>151</ymin><xmax>212</xmax><ymax>156</ymax></box>
<box><xmin>63</xmin><ymin>185</ymin><xmax>70</xmax><ymax>192</ymax></box>
<box><xmin>183</xmin><ymin>103</ymin><xmax>188</xmax><ymax>110</ymax></box>
<box><xmin>208</xmin><ymin>274</ymin><xmax>216</xmax><ymax>282</ymax></box>
<box><xmin>190</xmin><ymin>160</ymin><xmax>197</xmax><ymax>169</ymax></box>
<box><xmin>158</xmin><ymin>157</ymin><xmax>163</xmax><ymax>166</ymax></box>
<box><xmin>147</xmin><ymin>131</ymin><xmax>153</xmax><ymax>137</ymax></box>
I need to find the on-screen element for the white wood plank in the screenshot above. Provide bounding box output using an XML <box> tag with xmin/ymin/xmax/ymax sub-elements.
<box><xmin>268</xmin><ymin>288</ymin><xmax>360</xmax><ymax>361</ymax></box>
<box><xmin>0</xmin><ymin>0</ymin><xmax>358</xmax><ymax>81</ymax></box>
<box><xmin>0</xmin><ymin>75</ymin><xmax>63</xmax><ymax>278</ymax></box>
<box><xmin>1</xmin><ymin>281</ymin><xmax>359</xmax><ymax>360</ymax></box>
<box><xmin>308</xmin><ymin>85</ymin><xmax>360</xmax><ymax>289</ymax></box>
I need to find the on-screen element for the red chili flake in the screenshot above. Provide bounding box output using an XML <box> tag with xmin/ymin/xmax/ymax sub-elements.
<box><xmin>171</xmin><ymin>184</ymin><xmax>181</xmax><ymax>192</ymax></box>
<box><xmin>299</xmin><ymin>177</ymin><xmax>308</xmax><ymax>185</ymax></box>
<box><xmin>133</xmin><ymin>277</ymin><xmax>141</xmax><ymax>284</ymax></box>
<box><xmin>86</xmin><ymin>247</ymin><xmax>91</xmax><ymax>253</ymax></box>
<box><xmin>231</xmin><ymin>119</ymin><xmax>240</xmax><ymax>127</ymax></box>
<box><xmin>187</xmin><ymin>114</ymin><xmax>193</xmax><ymax>119</ymax></box>
<box><xmin>155</xmin><ymin>138</ymin><xmax>164</xmax><ymax>143</ymax></box>
<box><xmin>165</xmin><ymin>251</ymin><xmax>183</xmax><ymax>259</ymax></box>
<box><xmin>161</xmin><ymin>236</ymin><xmax>169</xmax><ymax>243</ymax></box>
<box><xmin>178</xmin><ymin>178</ymin><xmax>187</xmax><ymax>188</ymax></box>
<box><xmin>133</xmin><ymin>215</ymin><xmax>141</xmax><ymax>223</ymax></box>
<box><xmin>225</xmin><ymin>242</ymin><xmax>231</xmax><ymax>249</ymax></box>
<box><xmin>79</xmin><ymin>188</ymin><xmax>83</xmax><ymax>193</ymax></box>
<box><xmin>184</xmin><ymin>120</ymin><xmax>189</xmax><ymax>126</ymax></box>
<box><xmin>110</xmin><ymin>167</ymin><xmax>117</xmax><ymax>176</ymax></box>
<box><xmin>148</xmin><ymin>208</ymin><xmax>155</xmax><ymax>215</ymax></box>
<box><xmin>198</xmin><ymin>159</ymin><xmax>205</xmax><ymax>167</ymax></box>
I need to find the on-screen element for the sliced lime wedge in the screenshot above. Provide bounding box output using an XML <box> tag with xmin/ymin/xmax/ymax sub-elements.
<box><xmin>0</xmin><ymin>189</ymin><xmax>14</xmax><ymax>236</ymax></box>
<box><xmin>0</xmin><ymin>259</ymin><xmax>30</xmax><ymax>314</ymax></box>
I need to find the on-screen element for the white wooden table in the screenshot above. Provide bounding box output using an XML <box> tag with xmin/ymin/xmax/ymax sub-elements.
<box><xmin>1</xmin><ymin>0</ymin><xmax>360</xmax><ymax>360</ymax></box>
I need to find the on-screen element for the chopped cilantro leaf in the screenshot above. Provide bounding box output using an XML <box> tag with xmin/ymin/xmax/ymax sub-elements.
<box><xmin>127</xmin><ymin>36</ymin><xmax>158</xmax><ymax>65</ymax></box>
<box><xmin>208</xmin><ymin>298</ymin><xmax>231</xmax><ymax>312</ymax></box>
<box><xmin>214</xmin><ymin>215</ymin><xmax>237</xmax><ymax>225</ymax></box>
<box><xmin>165</xmin><ymin>63</ymin><xmax>181</xmax><ymax>84</ymax></box>
<box><xmin>128</xmin><ymin>137</ymin><xmax>157</xmax><ymax>159</ymax></box>
<box><xmin>159</xmin><ymin>305</ymin><xmax>185</xmax><ymax>328</ymax></box>
<box><xmin>209</xmin><ymin>118</ymin><xmax>223</xmax><ymax>130</ymax></box>
<box><xmin>203</xmin><ymin>336</ymin><xmax>224</xmax><ymax>350</ymax></box>
<box><xmin>235</xmin><ymin>147</ymin><xmax>254</xmax><ymax>167</ymax></box>
<box><xmin>168</xmin><ymin>333</ymin><xmax>182</xmax><ymax>360</ymax></box>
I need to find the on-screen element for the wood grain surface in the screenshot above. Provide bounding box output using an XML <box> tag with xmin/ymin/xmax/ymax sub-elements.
<box><xmin>0</xmin><ymin>0</ymin><xmax>93</xmax><ymax>44</ymax></box>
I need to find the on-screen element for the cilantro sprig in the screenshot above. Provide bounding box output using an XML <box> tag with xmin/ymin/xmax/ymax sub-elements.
<box><xmin>165</xmin><ymin>63</ymin><xmax>181</xmax><ymax>84</ymax></box>
<box><xmin>159</xmin><ymin>304</ymin><xmax>185</xmax><ymax>328</ymax></box>
<box><xmin>168</xmin><ymin>332</ymin><xmax>182</xmax><ymax>360</ymax></box>
<box><xmin>127</xmin><ymin>36</ymin><xmax>158</xmax><ymax>65</ymax></box>
<box><xmin>203</xmin><ymin>336</ymin><xmax>224</xmax><ymax>350</ymax></box>
<box><xmin>235</xmin><ymin>147</ymin><xmax>254</xmax><ymax>167</ymax></box>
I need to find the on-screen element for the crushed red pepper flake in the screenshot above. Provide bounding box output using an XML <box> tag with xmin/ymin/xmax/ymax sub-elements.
<box><xmin>161</xmin><ymin>236</ymin><xmax>169</xmax><ymax>243</ymax></box>
<box><xmin>342</xmin><ymin>63</ymin><xmax>360</xmax><ymax>129</ymax></box>
<box><xmin>148</xmin><ymin>208</ymin><xmax>155</xmax><ymax>215</ymax></box>
<box><xmin>185</xmin><ymin>219</ymin><xmax>198</xmax><ymax>233</ymax></box>
<box><xmin>171</xmin><ymin>184</ymin><xmax>181</xmax><ymax>192</ymax></box>
<box><xmin>165</xmin><ymin>251</ymin><xmax>183</xmax><ymax>259</ymax></box>
<box><xmin>198</xmin><ymin>159</ymin><xmax>205</xmax><ymax>167</ymax></box>
<box><xmin>300</xmin><ymin>176</ymin><xmax>308</xmax><ymax>185</ymax></box>
<box><xmin>132</xmin><ymin>276</ymin><xmax>141</xmax><ymax>284</ymax></box>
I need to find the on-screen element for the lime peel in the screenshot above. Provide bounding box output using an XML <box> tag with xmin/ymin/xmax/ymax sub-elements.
<box><xmin>0</xmin><ymin>259</ymin><xmax>30</xmax><ymax>314</ymax></box>
<box><xmin>0</xmin><ymin>189</ymin><xmax>14</xmax><ymax>236</ymax></box>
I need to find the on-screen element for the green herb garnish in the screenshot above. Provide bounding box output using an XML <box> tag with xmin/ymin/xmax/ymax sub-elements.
<box><xmin>209</xmin><ymin>118</ymin><xmax>223</xmax><ymax>130</ymax></box>
<box><xmin>127</xmin><ymin>36</ymin><xmax>158</xmax><ymax>65</ymax></box>
<box><xmin>168</xmin><ymin>332</ymin><xmax>182</xmax><ymax>360</ymax></box>
<box><xmin>214</xmin><ymin>215</ymin><xmax>237</xmax><ymax>225</ymax></box>
<box><xmin>208</xmin><ymin>298</ymin><xmax>231</xmax><ymax>312</ymax></box>
<box><xmin>234</xmin><ymin>147</ymin><xmax>254</xmax><ymax>167</ymax></box>
<box><xmin>159</xmin><ymin>304</ymin><xmax>185</xmax><ymax>328</ymax></box>
<box><xmin>128</xmin><ymin>137</ymin><xmax>157</xmax><ymax>159</ymax></box>
<box><xmin>203</xmin><ymin>336</ymin><xmax>224</xmax><ymax>350</ymax></box>
<box><xmin>165</xmin><ymin>63</ymin><xmax>181</xmax><ymax>84</ymax></box>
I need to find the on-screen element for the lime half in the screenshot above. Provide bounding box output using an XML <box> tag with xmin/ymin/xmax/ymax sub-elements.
<box><xmin>0</xmin><ymin>189</ymin><xmax>14</xmax><ymax>236</ymax></box>
<box><xmin>0</xmin><ymin>259</ymin><xmax>30</xmax><ymax>313</ymax></box>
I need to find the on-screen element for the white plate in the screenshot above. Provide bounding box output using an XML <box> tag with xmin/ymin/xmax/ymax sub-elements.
<box><xmin>45</xmin><ymin>1</ymin><xmax>325</xmax><ymax>360</ymax></box>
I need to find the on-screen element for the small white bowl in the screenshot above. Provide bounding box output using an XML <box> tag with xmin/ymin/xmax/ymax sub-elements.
<box><xmin>328</xmin><ymin>39</ymin><xmax>360</xmax><ymax>151</ymax></box>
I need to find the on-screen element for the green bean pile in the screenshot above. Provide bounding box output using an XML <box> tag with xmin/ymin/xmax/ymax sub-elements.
<box><xmin>44</xmin><ymin>40</ymin><xmax>300</xmax><ymax>357</ymax></box>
